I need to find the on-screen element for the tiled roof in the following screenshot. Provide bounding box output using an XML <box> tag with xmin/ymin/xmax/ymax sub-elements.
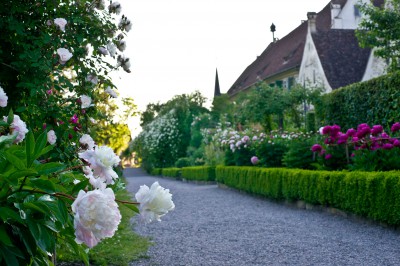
<box><xmin>228</xmin><ymin>20</ymin><xmax>308</xmax><ymax>96</ymax></box>
<box><xmin>228</xmin><ymin>3</ymin><xmax>331</xmax><ymax>96</ymax></box>
<box><xmin>312</xmin><ymin>30</ymin><xmax>371</xmax><ymax>89</ymax></box>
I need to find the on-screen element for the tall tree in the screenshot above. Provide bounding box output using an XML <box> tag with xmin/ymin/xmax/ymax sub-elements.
<box><xmin>356</xmin><ymin>0</ymin><xmax>400</xmax><ymax>72</ymax></box>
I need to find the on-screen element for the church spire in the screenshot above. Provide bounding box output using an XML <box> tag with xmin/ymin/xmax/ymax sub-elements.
<box><xmin>214</xmin><ymin>68</ymin><xmax>221</xmax><ymax>97</ymax></box>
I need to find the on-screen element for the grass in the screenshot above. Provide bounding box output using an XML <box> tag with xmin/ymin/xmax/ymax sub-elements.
<box><xmin>57</xmin><ymin>183</ymin><xmax>151</xmax><ymax>266</ymax></box>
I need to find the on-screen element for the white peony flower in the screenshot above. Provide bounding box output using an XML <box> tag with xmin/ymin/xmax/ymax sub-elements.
<box><xmin>3</xmin><ymin>114</ymin><xmax>29</xmax><ymax>144</ymax></box>
<box><xmin>89</xmin><ymin>117</ymin><xmax>97</xmax><ymax>124</ymax></box>
<box><xmin>83</xmin><ymin>166</ymin><xmax>107</xmax><ymax>190</ymax></box>
<box><xmin>105</xmin><ymin>86</ymin><xmax>118</xmax><ymax>98</ymax></box>
<box><xmin>78</xmin><ymin>146</ymin><xmax>121</xmax><ymax>184</ymax></box>
<box><xmin>107</xmin><ymin>42</ymin><xmax>117</xmax><ymax>57</ymax></box>
<box><xmin>86</xmin><ymin>74</ymin><xmax>98</xmax><ymax>85</ymax></box>
<box><xmin>0</xmin><ymin>86</ymin><xmax>8</xmax><ymax>107</ymax></box>
<box><xmin>135</xmin><ymin>182</ymin><xmax>175</xmax><ymax>224</ymax></box>
<box><xmin>72</xmin><ymin>188</ymin><xmax>121</xmax><ymax>248</ymax></box>
<box><xmin>108</xmin><ymin>1</ymin><xmax>121</xmax><ymax>14</ymax></box>
<box><xmin>57</xmin><ymin>48</ymin><xmax>73</xmax><ymax>64</ymax></box>
<box><xmin>47</xmin><ymin>130</ymin><xmax>57</xmax><ymax>145</ymax></box>
<box><xmin>54</xmin><ymin>18</ymin><xmax>67</xmax><ymax>32</ymax></box>
<box><xmin>98</xmin><ymin>46</ymin><xmax>108</xmax><ymax>55</ymax></box>
<box><xmin>79</xmin><ymin>134</ymin><xmax>95</xmax><ymax>150</ymax></box>
<box><xmin>80</xmin><ymin>95</ymin><xmax>92</xmax><ymax>109</ymax></box>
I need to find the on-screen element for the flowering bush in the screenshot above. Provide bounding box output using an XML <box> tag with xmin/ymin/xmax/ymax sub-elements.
<box><xmin>312</xmin><ymin>123</ymin><xmax>400</xmax><ymax>171</ymax></box>
<box><xmin>0</xmin><ymin>1</ymin><xmax>174</xmax><ymax>265</ymax></box>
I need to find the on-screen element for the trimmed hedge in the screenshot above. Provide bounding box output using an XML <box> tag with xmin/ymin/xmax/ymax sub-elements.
<box><xmin>216</xmin><ymin>166</ymin><xmax>400</xmax><ymax>225</ymax></box>
<box><xmin>181</xmin><ymin>166</ymin><xmax>216</xmax><ymax>182</ymax></box>
<box><xmin>316</xmin><ymin>71</ymin><xmax>400</xmax><ymax>129</ymax></box>
<box><xmin>150</xmin><ymin>168</ymin><xmax>162</xmax><ymax>176</ymax></box>
<box><xmin>161</xmin><ymin>168</ymin><xmax>181</xmax><ymax>178</ymax></box>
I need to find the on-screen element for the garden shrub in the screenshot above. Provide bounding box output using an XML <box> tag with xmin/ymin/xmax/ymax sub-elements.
<box><xmin>255</xmin><ymin>138</ymin><xmax>288</xmax><ymax>167</ymax></box>
<box><xmin>181</xmin><ymin>166</ymin><xmax>216</xmax><ymax>182</ymax></box>
<box><xmin>151</xmin><ymin>168</ymin><xmax>162</xmax><ymax>176</ymax></box>
<box><xmin>216</xmin><ymin>166</ymin><xmax>400</xmax><ymax>225</ymax></box>
<box><xmin>175</xmin><ymin>157</ymin><xmax>193</xmax><ymax>168</ymax></box>
<box><xmin>161</xmin><ymin>168</ymin><xmax>181</xmax><ymax>178</ymax></box>
<box><xmin>282</xmin><ymin>138</ymin><xmax>316</xmax><ymax>169</ymax></box>
<box><xmin>316</xmin><ymin>72</ymin><xmax>400</xmax><ymax>129</ymax></box>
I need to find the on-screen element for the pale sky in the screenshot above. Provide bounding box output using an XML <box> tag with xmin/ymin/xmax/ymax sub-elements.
<box><xmin>110</xmin><ymin>0</ymin><xmax>329</xmax><ymax>135</ymax></box>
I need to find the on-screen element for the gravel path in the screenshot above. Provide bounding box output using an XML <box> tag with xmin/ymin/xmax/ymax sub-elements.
<box><xmin>124</xmin><ymin>168</ymin><xmax>400</xmax><ymax>266</ymax></box>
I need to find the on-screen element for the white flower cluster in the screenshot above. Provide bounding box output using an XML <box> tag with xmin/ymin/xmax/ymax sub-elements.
<box><xmin>137</xmin><ymin>110</ymin><xmax>180</xmax><ymax>159</ymax></box>
<box><xmin>0</xmin><ymin>86</ymin><xmax>8</xmax><ymax>108</ymax></box>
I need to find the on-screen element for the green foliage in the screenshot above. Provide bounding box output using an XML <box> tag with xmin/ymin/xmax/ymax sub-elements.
<box><xmin>350</xmin><ymin>148</ymin><xmax>400</xmax><ymax>171</ymax></box>
<box><xmin>150</xmin><ymin>168</ymin><xmax>162</xmax><ymax>176</ymax></box>
<box><xmin>306</xmin><ymin>112</ymin><xmax>316</xmax><ymax>132</ymax></box>
<box><xmin>180</xmin><ymin>166</ymin><xmax>216</xmax><ymax>182</ymax></box>
<box><xmin>282</xmin><ymin>138</ymin><xmax>316</xmax><ymax>169</ymax></box>
<box><xmin>132</xmin><ymin>91</ymin><xmax>209</xmax><ymax>170</ymax></box>
<box><xmin>175</xmin><ymin>157</ymin><xmax>193</xmax><ymax>168</ymax></box>
<box><xmin>203</xmin><ymin>142</ymin><xmax>225</xmax><ymax>166</ymax></box>
<box><xmin>161</xmin><ymin>168</ymin><xmax>181</xmax><ymax>178</ymax></box>
<box><xmin>216</xmin><ymin>166</ymin><xmax>400</xmax><ymax>225</ymax></box>
<box><xmin>255</xmin><ymin>138</ymin><xmax>288</xmax><ymax>168</ymax></box>
<box><xmin>356</xmin><ymin>0</ymin><xmax>400</xmax><ymax>72</ymax></box>
<box><xmin>224</xmin><ymin>148</ymin><xmax>254</xmax><ymax>166</ymax></box>
<box><xmin>0</xmin><ymin>130</ymin><xmax>89</xmax><ymax>265</ymax></box>
<box><xmin>316</xmin><ymin>72</ymin><xmax>400</xmax><ymax>129</ymax></box>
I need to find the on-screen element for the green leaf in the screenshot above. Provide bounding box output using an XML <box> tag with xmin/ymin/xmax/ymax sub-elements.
<box><xmin>0</xmin><ymin>207</ymin><xmax>23</xmax><ymax>223</ymax></box>
<box><xmin>0</xmin><ymin>134</ymin><xmax>16</xmax><ymax>146</ymax></box>
<box><xmin>28</xmin><ymin>178</ymin><xmax>56</xmax><ymax>193</ymax></box>
<box><xmin>120</xmin><ymin>202</ymin><xmax>139</xmax><ymax>213</ymax></box>
<box><xmin>6</xmin><ymin>109</ymin><xmax>13</xmax><ymax>124</ymax></box>
<box><xmin>71</xmin><ymin>179</ymin><xmax>89</xmax><ymax>195</ymax></box>
<box><xmin>0</xmin><ymin>247</ymin><xmax>19</xmax><ymax>266</ymax></box>
<box><xmin>0</xmin><ymin>225</ymin><xmax>13</xmax><ymax>247</ymax></box>
<box><xmin>25</xmin><ymin>131</ymin><xmax>35</xmax><ymax>167</ymax></box>
<box><xmin>8</xmin><ymin>168</ymin><xmax>38</xmax><ymax>180</ymax></box>
<box><xmin>35</xmin><ymin>145</ymin><xmax>54</xmax><ymax>158</ymax></box>
<box><xmin>0</xmin><ymin>121</ymin><xmax>8</xmax><ymax>127</ymax></box>
<box><xmin>33</xmin><ymin>131</ymin><xmax>48</xmax><ymax>160</ymax></box>
<box><xmin>4</xmin><ymin>151</ymin><xmax>26</xmax><ymax>170</ymax></box>
<box><xmin>34</xmin><ymin>162</ymin><xmax>65</xmax><ymax>175</ymax></box>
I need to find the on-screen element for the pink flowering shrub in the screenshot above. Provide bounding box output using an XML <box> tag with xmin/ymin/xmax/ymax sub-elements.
<box><xmin>312</xmin><ymin>122</ymin><xmax>400</xmax><ymax>171</ymax></box>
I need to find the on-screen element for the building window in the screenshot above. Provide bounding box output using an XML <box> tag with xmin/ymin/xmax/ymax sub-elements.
<box><xmin>275</xmin><ymin>80</ymin><xmax>283</xmax><ymax>88</ymax></box>
<box><xmin>288</xmin><ymin>77</ymin><xmax>295</xmax><ymax>90</ymax></box>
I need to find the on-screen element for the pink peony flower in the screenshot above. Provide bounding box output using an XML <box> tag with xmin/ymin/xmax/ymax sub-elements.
<box><xmin>391</xmin><ymin>122</ymin><xmax>400</xmax><ymax>133</ymax></box>
<box><xmin>346</xmin><ymin>128</ymin><xmax>356</xmax><ymax>137</ymax></box>
<box><xmin>382</xmin><ymin>143</ymin><xmax>394</xmax><ymax>150</ymax></box>
<box><xmin>70</xmin><ymin>114</ymin><xmax>79</xmax><ymax>124</ymax></box>
<box><xmin>57</xmin><ymin>48</ymin><xmax>73</xmax><ymax>64</ymax></box>
<box><xmin>325</xmin><ymin>154</ymin><xmax>332</xmax><ymax>160</ymax></box>
<box><xmin>54</xmin><ymin>18</ymin><xmax>67</xmax><ymax>32</ymax></box>
<box><xmin>250</xmin><ymin>156</ymin><xmax>259</xmax><ymax>165</ymax></box>
<box><xmin>311</xmin><ymin>144</ymin><xmax>323</xmax><ymax>152</ymax></box>
<box><xmin>135</xmin><ymin>182</ymin><xmax>175</xmax><ymax>224</ymax></box>
<box><xmin>80</xmin><ymin>95</ymin><xmax>92</xmax><ymax>109</ymax></box>
<box><xmin>47</xmin><ymin>130</ymin><xmax>57</xmax><ymax>145</ymax></box>
<box><xmin>79</xmin><ymin>134</ymin><xmax>95</xmax><ymax>150</ymax></box>
<box><xmin>321</xmin><ymin>126</ymin><xmax>332</xmax><ymax>135</ymax></box>
<box><xmin>78</xmin><ymin>145</ymin><xmax>121</xmax><ymax>184</ymax></box>
<box><xmin>3</xmin><ymin>115</ymin><xmax>28</xmax><ymax>144</ymax></box>
<box><xmin>371</xmin><ymin>125</ymin><xmax>383</xmax><ymax>135</ymax></box>
<box><xmin>71</xmin><ymin>188</ymin><xmax>121</xmax><ymax>248</ymax></box>
<box><xmin>0</xmin><ymin>86</ymin><xmax>8</xmax><ymax>107</ymax></box>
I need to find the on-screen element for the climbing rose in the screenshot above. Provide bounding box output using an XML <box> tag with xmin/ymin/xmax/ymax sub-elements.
<box><xmin>0</xmin><ymin>86</ymin><xmax>8</xmax><ymax>107</ymax></box>
<box><xmin>135</xmin><ymin>182</ymin><xmax>175</xmax><ymax>224</ymax></box>
<box><xmin>80</xmin><ymin>95</ymin><xmax>92</xmax><ymax>109</ymax></box>
<box><xmin>47</xmin><ymin>130</ymin><xmax>57</xmax><ymax>145</ymax></box>
<box><xmin>72</xmin><ymin>188</ymin><xmax>121</xmax><ymax>248</ymax></box>
<box><xmin>57</xmin><ymin>48</ymin><xmax>73</xmax><ymax>64</ymax></box>
<box><xmin>4</xmin><ymin>115</ymin><xmax>28</xmax><ymax>144</ymax></box>
<box><xmin>250</xmin><ymin>156</ymin><xmax>259</xmax><ymax>165</ymax></box>
<box><xmin>54</xmin><ymin>18</ymin><xmax>67</xmax><ymax>32</ymax></box>
<box><xmin>78</xmin><ymin>146</ymin><xmax>121</xmax><ymax>184</ymax></box>
<box><xmin>80</xmin><ymin>134</ymin><xmax>95</xmax><ymax>150</ymax></box>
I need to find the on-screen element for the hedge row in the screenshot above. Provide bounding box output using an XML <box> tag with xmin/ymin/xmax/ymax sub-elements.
<box><xmin>316</xmin><ymin>71</ymin><xmax>400</xmax><ymax>129</ymax></box>
<box><xmin>181</xmin><ymin>166</ymin><xmax>216</xmax><ymax>182</ymax></box>
<box><xmin>216</xmin><ymin>166</ymin><xmax>400</xmax><ymax>225</ymax></box>
<box><xmin>161</xmin><ymin>168</ymin><xmax>181</xmax><ymax>178</ymax></box>
<box><xmin>151</xmin><ymin>168</ymin><xmax>162</xmax><ymax>176</ymax></box>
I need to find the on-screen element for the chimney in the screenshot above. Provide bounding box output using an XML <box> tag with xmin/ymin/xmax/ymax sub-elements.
<box><xmin>307</xmin><ymin>12</ymin><xmax>317</xmax><ymax>33</ymax></box>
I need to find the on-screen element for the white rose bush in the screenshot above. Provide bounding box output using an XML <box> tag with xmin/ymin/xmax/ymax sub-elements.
<box><xmin>0</xmin><ymin>1</ymin><xmax>174</xmax><ymax>265</ymax></box>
